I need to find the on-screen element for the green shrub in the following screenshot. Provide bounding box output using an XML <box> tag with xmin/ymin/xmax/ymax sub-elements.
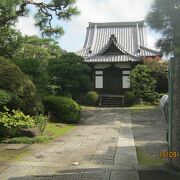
<box><xmin>144</xmin><ymin>58</ymin><xmax>168</xmax><ymax>93</ymax></box>
<box><xmin>0</xmin><ymin>56</ymin><xmax>43</xmax><ymax>115</ymax></box>
<box><xmin>16</xmin><ymin>114</ymin><xmax>49</xmax><ymax>137</ymax></box>
<box><xmin>84</xmin><ymin>91</ymin><xmax>99</xmax><ymax>105</ymax></box>
<box><xmin>34</xmin><ymin>114</ymin><xmax>49</xmax><ymax>135</ymax></box>
<box><xmin>124</xmin><ymin>91</ymin><xmax>135</xmax><ymax>106</ymax></box>
<box><xmin>144</xmin><ymin>92</ymin><xmax>159</xmax><ymax>104</ymax></box>
<box><xmin>0</xmin><ymin>89</ymin><xmax>12</xmax><ymax>108</ymax></box>
<box><xmin>130</xmin><ymin>64</ymin><xmax>157</xmax><ymax>103</ymax></box>
<box><xmin>13</xmin><ymin>58</ymin><xmax>50</xmax><ymax>95</ymax></box>
<box><xmin>34</xmin><ymin>136</ymin><xmax>51</xmax><ymax>143</ymax></box>
<box><xmin>0</xmin><ymin>107</ymin><xmax>35</xmax><ymax>137</ymax></box>
<box><xmin>43</xmin><ymin>96</ymin><xmax>81</xmax><ymax>123</ymax></box>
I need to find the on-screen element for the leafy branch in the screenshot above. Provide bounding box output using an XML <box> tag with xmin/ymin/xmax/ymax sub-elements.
<box><xmin>0</xmin><ymin>0</ymin><xmax>80</xmax><ymax>37</ymax></box>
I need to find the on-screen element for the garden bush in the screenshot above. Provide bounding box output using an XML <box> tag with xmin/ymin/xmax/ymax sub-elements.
<box><xmin>0</xmin><ymin>89</ymin><xmax>12</xmax><ymax>108</ymax></box>
<box><xmin>43</xmin><ymin>96</ymin><xmax>81</xmax><ymax>123</ymax></box>
<box><xmin>0</xmin><ymin>107</ymin><xmax>35</xmax><ymax>137</ymax></box>
<box><xmin>0</xmin><ymin>56</ymin><xmax>43</xmax><ymax>115</ymax></box>
<box><xmin>0</xmin><ymin>107</ymin><xmax>48</xmax><ymax>137</ymax></box>
<box><xmin>144</xmin><ymin>58</ymin><xmax>168</xmax><ymax>93</ymax></box>
<box><xmin>144</xmin><ymin>92</ymin><xmax>159</xmax><ymax>104</ymax></box>
<box><xmin>124</xmin><ymin>91</ymin><xmax>135</xmax><ymax>106</ymax></box>
<box><xmin>34</xmin><ymin>114</ymin><xmax>49</xmax><ymax>135</ymax></box>
<box><xmin>84</xmin><ymin>91</ymin><xmax>99</xmax><ymax>105</ymax></box>
<box><xmin>18</xmin><ymin>114</ymin><xmax>49</xmax><ymax>137</ymax></box>
<box><xmin>130</xmin><ymin>64</ymin><xmax>157</xmax><ymax>103</ymax></box>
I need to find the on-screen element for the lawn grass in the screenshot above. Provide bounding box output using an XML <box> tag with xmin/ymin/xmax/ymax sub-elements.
<box><xmin>81</xmin><ymin>104</ymin><xmax>157</xmax><ymax>110</ymax></box>
<box><xmin>0</xmin><ymin>123</ymin><xmax>75</xmax><ymax>163</ymax></box>
<box><xmin>126</xmin><ymin>104</ymin><xmax>158</xmax><ymax>112</ymax></box>
<box><xmin>44</xmin><ymin>122</ymin><xmax>75</xmax><ymax>139</ymax></box>
<box><xmin>129</xmin><ymin>104</ymin><xmax>157</xmax><ymax>109</ymax></box>
<box><xmin>136</xmin><ymin>146</ymin><xmax>166</xmax><ymax>166</ymax></box>
<box><xmin>1</xmin><ymin>122</ymin><xmax>75</xmax><ymax>144</ymax></box>
<box><xmin>0</xmin><ymin>149</ymin><xmax>30</xmax><ymax>162</ymax></box>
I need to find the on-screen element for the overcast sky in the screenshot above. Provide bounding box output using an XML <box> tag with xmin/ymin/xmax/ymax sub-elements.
<box><xmin>16</xmin><ymin>0</ymin><xmax>160</xmax><ymax>52</ymax></box>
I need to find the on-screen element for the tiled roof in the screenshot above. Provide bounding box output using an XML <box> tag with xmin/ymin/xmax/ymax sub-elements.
<box><xmin>85</xmin><ymin>55</ymin><xmax>139</xmax><ymax>63</ymax></box>
<box><xmin>76</xmin><ymin>21</ymin><xmax>161</xmax><ymax>63</ymax></box>
<box><xmin>137</xmin><ymin>45</ymin><xmax>162</xmax><ymax>57</ymax></box>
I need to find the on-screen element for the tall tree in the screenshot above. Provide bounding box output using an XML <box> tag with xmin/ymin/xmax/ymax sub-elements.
<box><xmin>146</xmin><ymin>0</ymin><xmax>180</xmax><ymax>168</ymax></box>
<box><xmin>48</xmin><ymin>53</ymin><xmax>92</xmax><ymax>98</ymax></box>
<box><xmin>0</xmin><ymin>0</ymin><xmax>80</xmax><ymax>37</ymax></box>
<box><xmin>14</xmin><ymin>35</ymin><xmax>63</xmax><ymax>60</ymax></box>
<box><xmin>146</xmin><ymin>0</ymin><xmax>180</xmax><ymax>55</ymax></box>
<box><xmin>13</xmin><ymin>35</ymin><xmax>63</xmax><ymax>95</ymax></box>
<box><xmin>0</xmin><ymin>26</ymin><xmax>22</xmax><ymax>58</ymax></box>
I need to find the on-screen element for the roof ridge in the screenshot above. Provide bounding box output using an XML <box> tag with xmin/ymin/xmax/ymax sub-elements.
<box><xmin>140</xmin><ymin>45</ymin><xmax>162</xmax><ymax>54</ymax></box>
<box><xmin>88</xmin><ymin>20</ymin><xmax>144</xmax><ymax>27</ymax></box>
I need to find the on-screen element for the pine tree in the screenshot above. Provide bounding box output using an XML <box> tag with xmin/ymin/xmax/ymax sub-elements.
<box><xmin>0</xmin><ymin>0</ymin><xmax>80</xmax><ymax>38</ymax></box>
<box><xmin>146</xmin><ymin>0</ymin><xmax>180</xmax><ymax>168</ymax></box>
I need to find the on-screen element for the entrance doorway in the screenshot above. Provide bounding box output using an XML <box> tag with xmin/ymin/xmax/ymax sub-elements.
<box><xmin>103</xmin><ymin>66</ymin><xmax>122</xmax><ymax>94</ymax></box>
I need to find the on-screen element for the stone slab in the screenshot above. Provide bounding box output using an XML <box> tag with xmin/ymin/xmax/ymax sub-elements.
<box><xmin>110</xmin><ymin>170</ymin><xmax>139</xmax><ymax>180</ymax></box>
<box><xmin>0</xmin><ymin>165</ymin><xmax>9</xmax><ymax>173</ymax></box>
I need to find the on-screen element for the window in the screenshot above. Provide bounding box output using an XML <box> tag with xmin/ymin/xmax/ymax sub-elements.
<box><xmin>95</xmin><ymin>71</ymin><xmax>103</xmax><ymax>75</ymax></box>
<box><xmin>95</xmin><ymin>76</ymin><xmax>103</xmax><ymax>88</ymax></box>
<box><xmin>95</xmin><ymin>70</ymin><xmax>103</xmax><ymax>88</ymax></box>
<box><xmin>123</xmin><ymin>76</ymin><xmax>130</xmax><ymax>88</ymax></box>
<box><xmin>122</xmin><ymin>70</ymin><xmax>130</xmax><ymax>75</ymax></box>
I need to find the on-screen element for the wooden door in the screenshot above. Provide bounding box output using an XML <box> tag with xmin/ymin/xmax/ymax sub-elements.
<box><xmin>103</xmin><ymin>67</ymin><xmax>122</xmax><ymax>94</ymax></box>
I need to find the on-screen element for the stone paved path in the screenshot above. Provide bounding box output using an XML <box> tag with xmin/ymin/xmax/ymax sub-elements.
<box><xmin>0</xmin><ymin>108</ymin><xmax>139</xmax><ymax>180</ymax></box>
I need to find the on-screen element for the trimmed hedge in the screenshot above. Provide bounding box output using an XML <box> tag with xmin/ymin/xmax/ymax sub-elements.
<box><xmin>84</xmin><ymin>91</ymin><xmax>99</xmax><ymax>105</ymax></box>
<box><xmin>124</xmin><ymin>91</ymin><xmax>135</xmax><ymax>106</ymax></box>
<box><xmin>43</xmin><ymin>96</ymin><xmax>81</xmax><ymax>123</ymax></box>
<box><xmin>0</xmin><ymin>56</ymin><xmax>43</xmax><ymax>115</ymax></box>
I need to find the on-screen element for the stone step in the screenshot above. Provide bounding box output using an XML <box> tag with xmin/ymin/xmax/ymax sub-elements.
<box><xmin>99</xmin><ymin>95</ymin><xmax>124</xmax><ymax>107</ymax></box>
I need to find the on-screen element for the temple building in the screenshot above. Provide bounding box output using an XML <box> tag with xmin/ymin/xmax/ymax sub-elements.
<box><xmin>76</xmin><ymin>21</ymin><xmax>162</xmax><ymax>96</ymax></box>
